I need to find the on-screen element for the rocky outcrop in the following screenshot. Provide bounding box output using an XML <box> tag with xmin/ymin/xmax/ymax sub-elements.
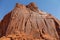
<box><xmin>0</xmin><ymin>2</ymin><xmax>60</xmax><ymax>40</ymax></box>
<box><xmin>0</xmin><ymin>12</ymin><xmax>11</xmax><ymax>37</ymax></box>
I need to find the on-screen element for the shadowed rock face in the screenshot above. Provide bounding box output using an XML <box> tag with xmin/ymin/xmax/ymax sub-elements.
<box><xmin>0</xmin><ymin>2</ymin><xmax>60</xmax><ymax>40</ymax></box>
<box><xmin>0</xmin><ymin>12</ymin><xmax>11</xmax><ymax>37</ymax></box>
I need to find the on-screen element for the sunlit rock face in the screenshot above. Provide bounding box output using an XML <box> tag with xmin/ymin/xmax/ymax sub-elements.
<box><xmin>0</xmin><ymin>2</ymin><xmax>60</xmax><ymax>40</ymax></box>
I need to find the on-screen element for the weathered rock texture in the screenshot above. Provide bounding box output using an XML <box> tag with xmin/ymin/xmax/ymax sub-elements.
<box><xmin>0</xmin><ymin>2</ymin><xmax>60</xmax><ymax>40</ymax></box>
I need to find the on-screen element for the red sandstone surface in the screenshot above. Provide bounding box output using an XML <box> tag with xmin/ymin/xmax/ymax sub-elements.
<box><xmin>0</xmin><ymin>2</ymin><xmax>60</xmax><ymax>40</ymax></box>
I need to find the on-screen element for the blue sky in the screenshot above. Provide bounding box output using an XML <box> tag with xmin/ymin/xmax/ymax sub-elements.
<box><xmin>0</xmin><ymin>0</ymin><xmax>60</xmax><ymax>20</ymax></box>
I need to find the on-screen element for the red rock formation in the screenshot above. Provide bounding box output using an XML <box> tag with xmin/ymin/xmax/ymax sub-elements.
<box><xmin>0</xmin><ymin>2</ymin><xmax>60</xmax><ymax>40</ymax></box>
<box><xmin>0</xmin><ymin>12</ymin><xmax>11</xmax><ymax>37</ymax></box>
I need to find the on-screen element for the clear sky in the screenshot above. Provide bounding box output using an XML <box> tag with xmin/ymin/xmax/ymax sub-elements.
<box><xmin>0</xmin><ymin>0</ymin><xmax>60</xmax><ymax>20</ymax></box>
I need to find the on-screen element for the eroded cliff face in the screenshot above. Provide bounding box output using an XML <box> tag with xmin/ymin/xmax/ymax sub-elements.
<box><xmin>0</xmin><ymin>2</ymin><xmax>60</xmax><ymax>40</ymax></box>
<box><xmin>0</xmin><ymin>12</ymin><xmax>11</xmax><ymax>37</ymax></box>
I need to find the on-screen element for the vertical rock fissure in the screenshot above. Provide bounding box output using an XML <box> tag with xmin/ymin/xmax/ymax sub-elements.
<box><xmin>54</xmin><ymin>20</ymin><xmax>60</xmax><ymax>39</ymax></box>
<box><xmin>24</xmin><ymin>11</ymin><xmax>32</xmax><ymax>33</ymax></box>
<box><xmin>44</xmin><ymin>19</ymin><xmax>49</xmax><ymax>33</ymax></box>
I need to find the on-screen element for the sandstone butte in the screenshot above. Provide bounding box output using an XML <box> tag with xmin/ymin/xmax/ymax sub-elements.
<box><xmin>0</xmin><ymin>2</ymin><xmax>60</xmax><ymax>40</ymax></box>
